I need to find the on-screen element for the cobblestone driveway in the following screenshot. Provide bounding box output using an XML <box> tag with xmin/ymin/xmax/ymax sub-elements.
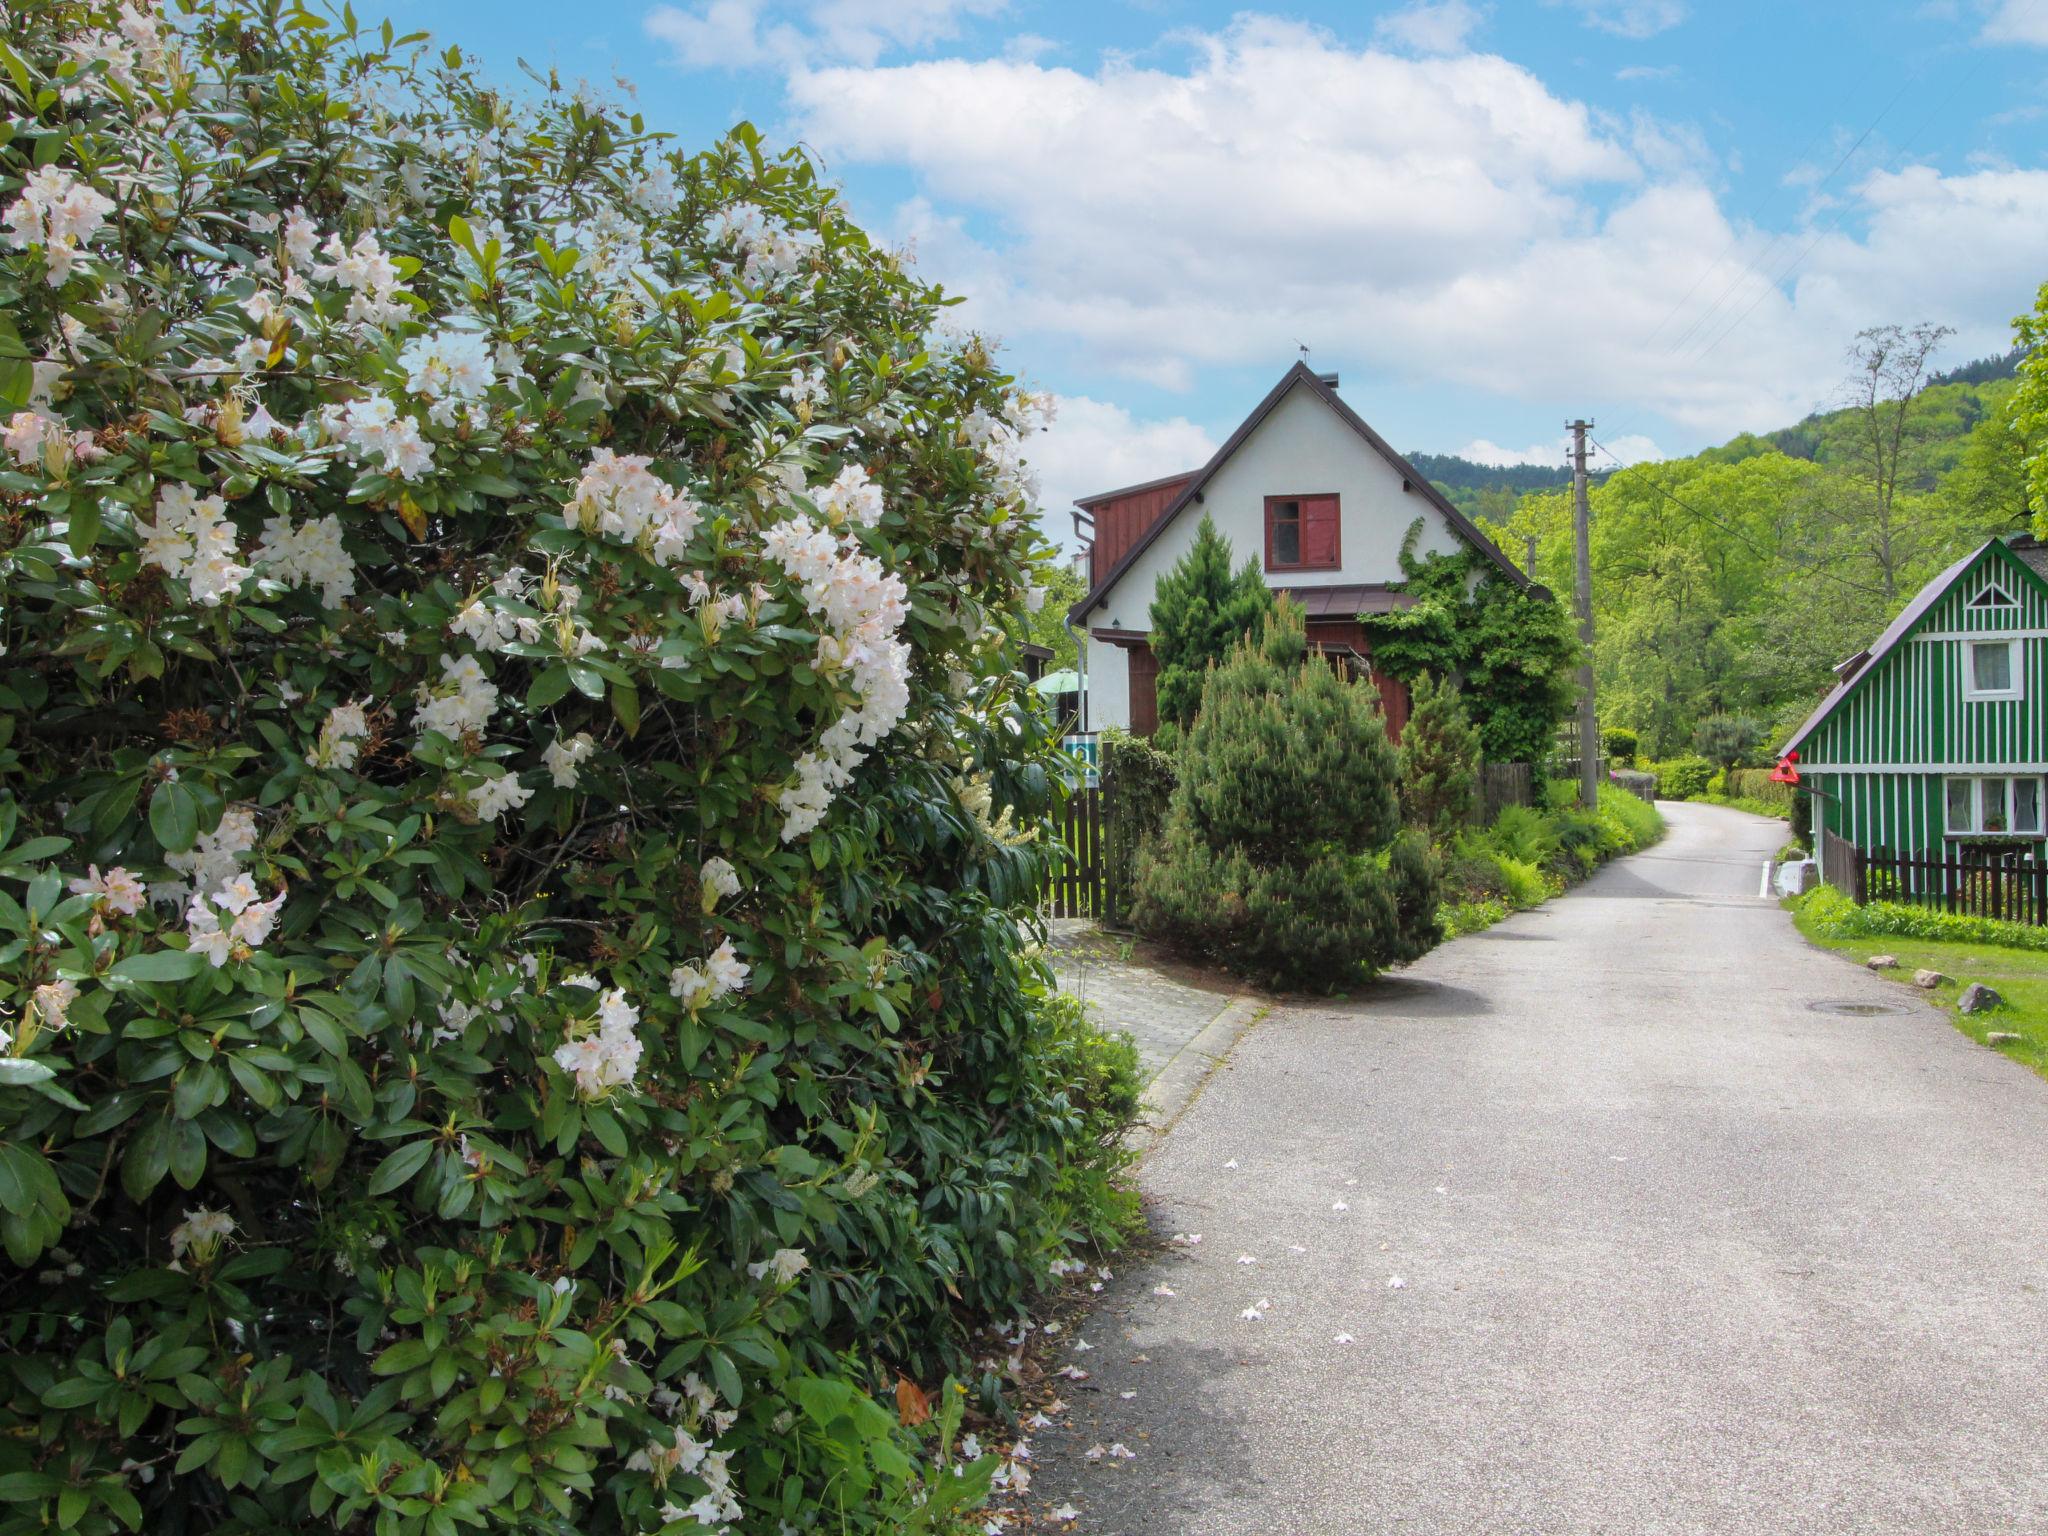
<box><xmin>1046</xmin><ymin>920</ymin><xmax>1244</xmax><ymax>1082</ymax></box>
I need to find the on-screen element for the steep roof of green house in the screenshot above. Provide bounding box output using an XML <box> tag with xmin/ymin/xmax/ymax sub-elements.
<box><xmin>1780</xmin><ymin>537</ymin><xmax>2048</xmax><ymax>759</ymax></box>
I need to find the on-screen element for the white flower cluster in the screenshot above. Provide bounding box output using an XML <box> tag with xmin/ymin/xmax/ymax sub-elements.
<box><xmin>780</xmin><ymin>366</ymin><xmax>827</xmax><ymax>410</ymax></box>
<box><xmin>745</xmin><ymin>1247</ymin><xmax>808</xmax><ymax>1284</ymax></box>
<box><xmin>163</xmin><ymin>805</ymin><xmax>258</xmax><ymax>902</ymax></box>
<box><xmin>629</xmin><ymin>162</ymin><xmax>679</xmax><ymax>215</ymax></box>
<box><xmin>324</xmin><ymin>393</ymin><xmax>432</xmax><ymax>481</ymax></box>
<box><xmin>668</xmin><ymin>938</ymin><xmax>748</xmax><ymax>1012</ymax></box>
<box><xmin>758</xmin><ymin>515</ymin><xmax>912</xmax><ymax>839</ymax></box>
<box><xmin>167</xmin><ymin>1207</ymin><xmax>235</xmax><ymax>1270</ymax></box>
<box><xmin>68</xmin><ymin>864</ymin><xmax>147</xmax><ymax>916</ymax></box>
<box><xmin>5</xmin><ymin>409</ymin><xmax>98</xmax><ymax>474</ymax></box>
<box><xmin>628</xmin><ymin>1373</ymin><xmax>743</xmax><ymax>1531</ymax></box>
<box><xmin>699</xmin><ymin>856</ymin><xmax>740</xmax><ymax>911</ymax></box>
<box><xmin>252</xmin><ymin>514</ymin><xmax>356</xmax><ymax>607</ymax></box>
<box><xmin>308</xmin><ymin>701</ymin><xmax>371</xmax><ymax>770</ymax></box>
<box><xmin>563</xmin><ymin>450</ymin><xmax>702</xmax><ymax>565</ymax></box>
<box><xmin>398</xmin><ymin>327</ymin><xmax>497</xmax><ymax>423</ymax></box>
<box><xmin>719</xmin><ymin>203</ymin><xmax>813</xmax><ymax>289</ymax></box>
<box><xmin>141</xmin><ymin>484</ymin><xmax>251</xmax><ymax>607</ymax></box>
<box><xmin>543</xmin><ymin>732</ymin><xmax>596</xmax><ymax>788</ymax></box>
<box><xmin>962</xmin><ymin>394</ymin><xmax>1054</xmax><ymax>514</ymax></box>
<box><xmin>58</xmin><ymin>2</ymin><xmax>164</xmax><ymax>101</ymax></box>
<box><xmin>813</xmin><ymin>463</ymin><xmax>884</xmax><ymax>529</ymax></box>
<box><xmin>449</xmin><ymin>569</ymin><xmax>542</xmax><ymax>653</ymax></box>
<box><xmin>312</xmin><ymin>230</ymin><xmax>409</xmax><ymax>329</ymax></box>
<box><xmin>552</xmin><ymin>986</ymin><xmax>644</xmax><ymax>1098</ymax></box>
<box><xmin>464</xmin><ymin>771</ymin><xmax>532</xmax><ymax>823</ymax></box>
<box><xmin>2</xmin><ymin>166</ymin><xmax>115</xmax><ymax>285</ymax></box>
<box><xmin>186</xmin><ymin>873</ymin><xmax>286</xmax><ymax>968</ymax></box>
<box><xmin>413</xmin><ymin>653</ymin><xmax>499</xmax><ymax>740</ymax></box>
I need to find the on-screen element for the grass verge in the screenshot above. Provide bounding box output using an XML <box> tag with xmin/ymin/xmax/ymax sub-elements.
<box><xmin>1788</xmin><ymin>887</ymin><xmax>2048</xmax><ymax>1077</ymax></box>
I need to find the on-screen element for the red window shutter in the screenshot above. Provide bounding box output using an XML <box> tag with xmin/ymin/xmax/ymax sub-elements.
<box><xmin>1302</xmin><ymin>496</ymin><xmax>1340</xmax><ymax>568</ymax></box>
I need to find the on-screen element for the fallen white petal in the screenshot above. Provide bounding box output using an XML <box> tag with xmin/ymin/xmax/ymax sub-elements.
<box><xmin>1236</xmin><ymin>1254</ymin><xmax>1257</xmax><ymax>1265</ymax></box>
<box><xmin>1334</xmin><ymin>1332</ymin><xmax>1355</xmax><ymax>1344</ymax></box>
<box><xmin>1153</xmin><ymin>1284</ymin><xmax>1176</xmax><ymax>1296</ymax></box>
<box><xmin>1387</xmin><ymin>1276</ymin><xmax>1406</xmax><ymax>1289</ymax></box>
<box><xmin>1084</xmin><ymin>1444</ymin><xmax>1106</xmax><ymax>1461</ymax></box>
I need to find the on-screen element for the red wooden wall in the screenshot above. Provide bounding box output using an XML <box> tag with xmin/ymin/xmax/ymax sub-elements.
<box><xmin>1084</xmin><ymin>476</ymin><xmax>1196</xmax><ymax>589</ymax></box>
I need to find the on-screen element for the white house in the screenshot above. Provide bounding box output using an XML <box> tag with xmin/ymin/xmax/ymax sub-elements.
<box><xmin>1069</xmin><ymin>362</ymin><xmax>1530</xmax><ymax>737</ymax></box>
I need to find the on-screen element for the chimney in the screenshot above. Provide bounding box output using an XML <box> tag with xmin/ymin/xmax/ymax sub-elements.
<box><xmin>1316</xmin><ymin>371</ymin><xmax>1340</xmax><ymax>388</ymax></box>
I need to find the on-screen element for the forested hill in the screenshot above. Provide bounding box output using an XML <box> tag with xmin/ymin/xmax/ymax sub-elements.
<box><xmin>1475</xmin><ymin>346</ymin><xmax>2035</xmax><ymax>763</ymax></box>
<box><xmin>1405</xmin><ymin>451</ymin><xmax>1580</xmax><ymax>524</ymax></box>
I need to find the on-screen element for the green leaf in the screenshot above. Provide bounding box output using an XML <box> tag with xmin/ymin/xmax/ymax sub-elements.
<box><xmin>366</xmin><ymin>1139</ymin><xmax>433</xmax><ymax>1196</ymax></box>
<box><xmin>149</xmin><ymin>783</ymin><xmax>199</xmax><ymax>854</ymax></box>
<box><xmin>526</xmin><ymin>665</ymin><xmax>572</xmax><ymax>710</ymax></box>
<box><xmin>109</xmin><ymin>949</ymin><xmax>206</xmax><ymax>983</ymax></box>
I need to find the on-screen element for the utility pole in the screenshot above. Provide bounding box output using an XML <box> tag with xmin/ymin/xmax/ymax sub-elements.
<box><xmin>1568</xmin><ymin>419</ymin><xmax>1598</xmax><ymax>810</ymax></box>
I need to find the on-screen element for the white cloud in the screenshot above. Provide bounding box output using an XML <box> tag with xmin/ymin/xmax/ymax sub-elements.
<box><xmin>1552</xmin><ymin>0</ymin><xmax>1688</xmax><ymax>38</ymax></box>
<box><xmin>1373</xmin><ymin>1</ymin><xmax>1487</xmax><ymax>55</ymax></box>
<box><xmin>1457</xmin><ymin>437</ymin><xmax>1565</xmax><ymax>467</ymax></box>
<box><xmin>1980</xmin><ymin>0</ymin><xmax>2048</xmax><ymax>43</ymax></box>
<box><xmin>1596</xmin><ymin>433</ymin><xmax>1666</xmax><ymax>465</ymax></box>
<box><xmin>1030</xmin><ymin>396</ymin><xmax>1216</xmax><ymax>541</ymax></box>
<box><xmin>645</xmin><ymin>0</ymin><xmax>1005</xmax><ymax>70</ymax></box>
<box><xmin>1615</xmin><ymin>63</ymin><xmax>1678</xmax><ymax>81</ymax></box>
<box><xmin>783</xmin><ymin>14</ymin><xmax>2048</xmax><ymax>442</ymax></box>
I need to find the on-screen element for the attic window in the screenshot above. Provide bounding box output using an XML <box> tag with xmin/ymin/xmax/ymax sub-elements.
<box><xmin>1964</xmin><ymin>638</ymin><xmax>2022</xmax><ymax>701</ymax></box>
<box><xmin>1266</xmin><ymin>494</ymin><xmax>1340</xmax><ymax>572</ymax></box>
<box><xmin>1968</xmin><ymin>582</ymin><xmax>2016</xmax><ymax>609</ymax></box>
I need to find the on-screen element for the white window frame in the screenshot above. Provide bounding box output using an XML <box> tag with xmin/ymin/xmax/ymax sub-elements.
<box><xmin>1944</xmin><ymin>774</ymin><xmax>2047</xmax><ymax>836</ymax></box>
<box><xmin>1963</xmin><ymin>637</ymin><xmax>2023</xmax><ymax>701</ymax></box>
<box><xmin>1967</xmin><ymin>582</ymin><xmax>2016</xmax><ymax>610</ymax></box>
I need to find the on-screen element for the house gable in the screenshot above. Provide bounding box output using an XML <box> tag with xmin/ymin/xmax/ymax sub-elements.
<box><xmin>1068</xmin><ymin>363</ymin><xmax>1525</xmax><ymax>630</ymax></box>
<box><xmin>1783</xmin><ymin>540</ymin><xmax>2048</xmax><ymax>771</ymax></box>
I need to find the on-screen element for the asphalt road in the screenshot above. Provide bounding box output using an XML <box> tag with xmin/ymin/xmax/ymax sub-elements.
<box><xmin>1028</xmin><ymin>802</ymin><xmax>2048</xmax><ymax>1535</ymax></box>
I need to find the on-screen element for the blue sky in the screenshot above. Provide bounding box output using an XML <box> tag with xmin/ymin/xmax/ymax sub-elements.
<box><xmin>388</xmin><ymin>0</ymin><xmax>2048</xmax><ymax>535</ymax></box>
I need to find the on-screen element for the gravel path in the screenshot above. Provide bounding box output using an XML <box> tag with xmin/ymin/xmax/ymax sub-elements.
<box><xmin>1027</xmin><ymin>802</ymin><xmax>2048</xmax><ymax>1535</ymax></box>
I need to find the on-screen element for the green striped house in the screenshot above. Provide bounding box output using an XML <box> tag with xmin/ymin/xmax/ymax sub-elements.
<box><xmin>1782</xmin><ymin>536</ymin><xmax>2048</xmax><ymax>883</ymax></box>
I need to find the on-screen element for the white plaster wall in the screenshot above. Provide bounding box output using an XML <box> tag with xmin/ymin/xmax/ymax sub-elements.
<box><xmin>1083</xmin><ymin>634</ymin><xmax>1130</xmax><ymax>734</ymax></box>
<box><xmin>1078</xmin><ymin>384</ymin><xmax>1469</xmax><ymax>638</ymax></box>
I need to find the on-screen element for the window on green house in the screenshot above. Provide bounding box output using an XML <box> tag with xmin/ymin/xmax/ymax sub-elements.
<box><xmin>1945</xmin><ymin>775</ymin><xmax>2046</xmax><ymax>836</ymax></box>
<box><xmin>1967</xmin><ymin>582</ymin><xmax>2015</xmax><ymax>609</ymax></box>
<box><xmin>1965</xmin><ymin>638</ymin><xmax>2020</xmax><ymax>699</ymax></box>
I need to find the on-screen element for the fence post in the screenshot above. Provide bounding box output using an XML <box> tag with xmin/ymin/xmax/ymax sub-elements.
<box><xmin>1851</xmin><ymin>843</ymin><xmax>1866</xmax><ymax>904</ymax></box>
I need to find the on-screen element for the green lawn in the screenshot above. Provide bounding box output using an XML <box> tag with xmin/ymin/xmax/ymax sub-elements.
<box><xmin>1791</xmin><ymin>904</ymin><xmax>2048</xmax><ymax>1076</ymax></box>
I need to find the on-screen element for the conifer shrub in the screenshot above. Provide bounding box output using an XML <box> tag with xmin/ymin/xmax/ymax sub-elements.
<box><xmin>0</xmin><ymin>7</ymin><xmax>1121</xmax><ymax>1533</ymax></box>
<box><xmin>1098</xmin><ymin>727</ymin><xmax>1175</xmax><ymax>928</ymax></box>
<box><xmin>1397</xmin><ymin>673</ymin><xmax>1480</xmax><ymax>840</ymax></box>
<box><xmin>1146</xmin><ymin>512</ymin><xmax>1274</xmax><ymax>728</ymax></box>
<box><xmin>1131</xmin><ymin>603</ymin><xmax>1439</xmax><ymax>988</ymax></box>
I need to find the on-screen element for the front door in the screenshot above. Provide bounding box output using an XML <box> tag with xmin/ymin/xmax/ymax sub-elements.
<box><xmin>1128</xmin><ymin>645</ymin><xmax>1159</xmax><ymax>736</ymax></box>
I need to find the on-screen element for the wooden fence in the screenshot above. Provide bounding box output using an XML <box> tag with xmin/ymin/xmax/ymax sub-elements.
<box><xmin>1819</xmin><ymin>828</ymin><xmax>1862</xmax><ymax>898</ymax></box>
<box><xmin>1046</xmin><ymin>787</ymin><xmax>1106</xmax><ymax>919</ymax></box>
<box><xmin>1478</xmin><ymin>761</ymin><xmax>1533</xmax><ymax>822</ymax></box>
<box><xmin>1854</xmin><ymin>843</ymin><xmax>2048</xmax><ymax>927</ymax></box>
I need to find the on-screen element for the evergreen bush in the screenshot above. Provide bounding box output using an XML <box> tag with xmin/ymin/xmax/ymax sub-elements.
<box><xmin>1098</xmin><ymin>728</ymin><xmax>1175</xmax><ymax>928</ymax></box>
<box><xmin>1601</xmin><ymin>726</ymin><xmax>1639</xmax><ymax>763</ymax></box>
<box><xmin>1651</xmin><ymin>756</ymin><xmax>1716</xmax><ymax>800</ymax></box>
<box><xmin>0</xmin><ymin>7</ymin><xmax>1121</xmax><ymax>1533</ymax></box>
<box><xmin>1396</xmin><ymin>673</ymin><xmax>1480</xmax><ymax>841</ymax></box>
<box><xmin>1146</xmin><ymin>513</ymin><xmax>1273</xmax><ymax>729</ymax></box>
<box><xmin>1131</xmin><ymin>603</ymin><xmax>1439</xmax><ymax>988</ymax></box>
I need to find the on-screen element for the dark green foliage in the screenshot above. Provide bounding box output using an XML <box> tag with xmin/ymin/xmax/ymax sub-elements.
<box><xmin>1360</xmin><ymin>522</ymin><xmax>1579</xmax><ymax>764</ymax></box>
<box><xmin>1133</xmin><ymin>603</ymin><xmax>1438</xmax><ymax>989</ymax></box>
<box><xmin>1398</xmin><ymin>674</ymin><xmax>1481</xmax><ymax>840</ymax></box>
<box><xmin>1100</xmin><ymin>729</ymin><xmax>1176</xmax><ymax>928</ymax></box>
<box><xmin>1602</xmin><ymin>726</ymin><xmax>1639</xmax><ymax>761</ymax></box>
<box><xmin>1148</xmin><ymin>513</ymin><xmax>1275</xmax><ymax>727</ymax></box>
<box><xmin>1693</xmin><ymin>713</ymin><xmax>1765</xmax><ymax>771</ymax></box>
<box><xmin>1797</xmin><ymin>886</ymin><xmax>2048</xmax><ymax>954</ymax></box>
<box><xmin>1023</xmin><ymin>995</ymin><xmax>1146</xmax><ymax>1249</ymax></box>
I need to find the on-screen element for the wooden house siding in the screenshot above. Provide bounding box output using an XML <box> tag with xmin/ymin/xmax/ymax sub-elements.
<box><xmin>1794</xmin><ymin>544</ymin><xmax>2048</xmax><ymax>861</ymax></box>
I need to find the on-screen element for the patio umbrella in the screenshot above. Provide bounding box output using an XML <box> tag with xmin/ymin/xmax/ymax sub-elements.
<box><xmin>1032</xmin><ymin>669</ymin><xmax>1082</xmax><ymax>694</ymax></box>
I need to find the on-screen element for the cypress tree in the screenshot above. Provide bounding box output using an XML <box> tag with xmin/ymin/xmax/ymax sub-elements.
<box><xmin>1398</xmin><ymin>673</ymin><xmax>1482</xmax><ymax>840</ymax></box>
<box><xmin>1149</xmin><ymin>513</ymin><xmax>1275</xmax><ymax>727</ymax></box>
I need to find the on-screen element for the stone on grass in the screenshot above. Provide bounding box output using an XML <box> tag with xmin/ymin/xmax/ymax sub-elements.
<box><xmin>1985</xmin><ymin>1031</ymin><xmax>2022</xmax><ymax>1046</ymax></box>
<box><xmin>1865</xmin><ymin>954</ymin><xmax>1898</xmax><ymax>971</ymax></box>
<box><xmin>1958</xmin><ymin>983</ymin><xmax>2004</xmax><ymax>1015</ymax></box>
<box><xmin>1912</xmin><ymin>969</ymin><xmax>1949</xmax><ymax>990</ymax></box>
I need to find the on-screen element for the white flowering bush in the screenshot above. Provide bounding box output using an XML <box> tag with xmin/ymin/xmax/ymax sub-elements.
<box><xmin>0</xmin><ymin>5</ymin><xmax>1114</xmax><ymax>1533</ymax></box>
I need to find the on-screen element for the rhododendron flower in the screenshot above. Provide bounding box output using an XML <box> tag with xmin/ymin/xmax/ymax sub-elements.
<box><xmin>413</xmin><ymin>653</ymin><xmax>498</xmax><ymax>740</ymax></box>
<box><xmin>699</xmin><ymin>857</ymin><xmax>740</xmax><ymax>910</ymax></box>
<box><xmin>745</xmin><ymin>1248</ymin><xmax>808</xmax><ymax>1284</ymax></box>
<box><xmin>552</xmin><ymin>987</ymin><xmax>643</xmax><ymax>1098</ymax></box>
<box><xmin>308</xmin><ymin>701</ymin><xmax>372</xmax><ymax>770</ymax></box>
<box><xmin>668</xmin><ymin>938</ymin><xmax>748</xmax><ymax>1011</ymax></box>
<box><xmin>3</xmin><ymin>166</ymin><xmax>115</xmax><ymax>285</ymax></box>
<box><xmin>168</xmin><ymin>1207</ymin><xmax>234</xmax><ymax>1268</ymax></box>
<box><xmin>542</xmin><ymin>732</ymin><xmax>596</xmax><ymax>788</ymax></box>
<box><xmin>68</xmin><ymin>864</ymin><xmax>145</xmax><ymax>916</ymax></box>
<box><xmin>30</xmin><ymin>978</ymin><xmax>78</xmax><ymax>1031</ymax></box>
<box><xmin>141</xmin><ymin>484</ymin><xmax>251</xmax><ymax>607</ymax></box>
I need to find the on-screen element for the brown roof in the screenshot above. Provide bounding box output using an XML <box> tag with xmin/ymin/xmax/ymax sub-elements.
<box><xmin>1282</xmin><ymin>583</ymin><xmax>1414</xmax><ymax>617</ymax></box>
<box><xmin>1067</xmin><ymin>363</ymin><xmax>1527</xmax><ymax>628</ymax></box>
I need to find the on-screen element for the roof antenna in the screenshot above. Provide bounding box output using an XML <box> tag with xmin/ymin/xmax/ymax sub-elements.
<box><xmin>1296</xmin><ymin>341</ymin><xmax>1311</xmax><ymax>365</ymax></box>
